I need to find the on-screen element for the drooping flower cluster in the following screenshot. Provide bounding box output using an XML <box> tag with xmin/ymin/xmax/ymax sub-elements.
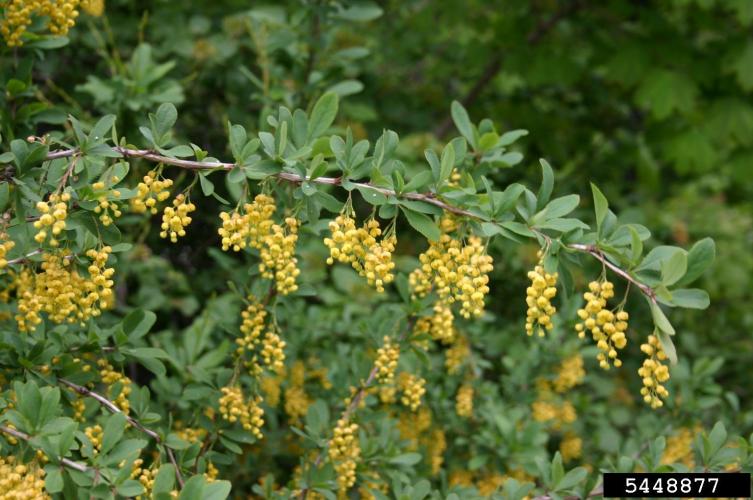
<box><xmin>236</xmin><ymin>296</ymin><xmax>267</xmax><ymax>355</ymax></box>
<box><xmin>0</xmin><ymin>455</ymin><xmax>49</xmax><ymax>499</ymax></box>
<box><xmin>328</xmin><ymin>418</ymin><xmax>361</xmax><ymax>495</ymax></box>
<box><xmin>259</xmin><ymin>217</ymin><xmax>300</xmax><ymax>295</ymax></box>
<box><xmin>33</xmin><ymin>192</ymin><xmax>70</xmax><ymax>247</ymax></box>
<box><xmin>638</xmin><ymin>333</ymin><xmax>670</xmax><ymax>408</ymax></box>
<box><xmin>160</xmin><ymin>193</ymin><xmax>196</xmax><ymax>242</ymax></box>
<box><xmin>0</xmin><ymin>233</ymin><xmax>14</xmax><ymax>269</ymax></box>
<box><xmin>14</xmin><ymin>247</ymin><xmax>115</xmax><ymax>332</ymax></box>
<box><xmin>84</xmin><ymin>424</ymin><xmax>103</xmax><ymax>454</ymax></box>
<box><xmin>398</xmin><ymin>372</ymin><xmax>426</xmax><ymax>412</ymax></box>
<box><xmin>575</xmin><ymin>280</ymin><xmax>628</xmax><ymax>369</ymax></box>
<box><xmin>130</xmin><ymin>171</ymin><xmax>172</xmax><ymax>214</ymax></box>
<box><xmin>445</xmin><ymin>336</ymin><xmax>470</xmax><ymax>375</ymax></box>
<box><xmin>98</xmin><ymin>359</ymin><xmax>132</xmax><ymax>413</ymax></box>
<box><xmin>217</xmin><ymin>194</ymin><xmax>275</xmax><ymax>251</ymax></box>
<box><xmin>324</xmin><ymin>214</ymin><xmax>396</xmax><ymax>292</ymax></box>
<box><xmin>455</xmin><ymin>383</ymin><xmax>473</xmax><ymax>418</ymax></box>
<box><xmin>375</xmin><ymin>336</ymin><xmax>400</xmax><ymax>385</ymax></box>
<box><xmin>409</xmin><ymin>226</ymin><xmax>493</xmax><ymax>318</ymax></box>
<box><xmin>414</xmin><ymin>302</ymin><xmax>456</xmax><ymax>344</ymax></box>
<box><xmin>524</xmin><ymin>257</ymin><xmax>558</xmax><ymax>337</ymax></box>
<box><xmin>553</xmin><ymin>354</ymin><xmax>585</xmax><ymax>393</ymax></box>
<box><xmin>91</xmin><ymin>181</ymin><xmax>122</xmax><ymax>226</ymax></box>
<box><xmin>261</xmin><ymin>330</ymin><xmax>286</xmax><ymax>374</ymax></box>
<box><xmin>218</xmin><ymin>386</ymin><xmax>265</xmax><ymax>439</ymax></box>
<box><xmin>0</xmin><ymin>0</ymin><xmax>86</xmax><ymax>46</ymax></box>
<box><xmin>559</xmin><ymin>432</ymin><xmax>582</xmax><ymax>462</ymax></box>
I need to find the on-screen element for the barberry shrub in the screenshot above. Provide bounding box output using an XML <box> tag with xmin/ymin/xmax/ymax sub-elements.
<box><xmin>1</xmin><ymin>3</ymin><xmax>751</xmax><ymax>500</ymax></box>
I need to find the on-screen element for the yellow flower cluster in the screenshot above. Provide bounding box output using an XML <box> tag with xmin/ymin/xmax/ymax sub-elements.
<box><xmin>84</xmin><ymin>424</ymin><xmax>103</xmax><ymax>454</ymax></box>
<box><xmin>98</xmin><ymin>359</ymin><xmax>132</xmax><ymax>413</ymax></box>
<box><xmin>524</xmin><ymin>258</ymin><xmax>558</xmax><ymax>337</ymax></box>
<box><xmin>175</xmin><ymin>425</ymin><xmax>206</xmax><ymax>444</ymax></box>
<box><xmin>130</xmin><ymin>171</ymin><xmax>172</xmax><ymax>214</ymax></box>
<box><xmin>217</xmin><ymin>194</ymin><xmax>275</xmax><ymax>251</ymax></box>
<box><xmin>91</xmin><ymin>181</ymin><xmax>122</xmax><ymax>226</ymax></box>
<box><xmin>532</xmin><ymin>398</ymin><xmax>576</xmax><ymax>429</ymax></box>
<box><xmin>445</xmin><ymin>336</ymin><xmax>470</xmax><ymax>375</ymax></box>
<box><xmin>218</xmin><ymin>386</ymin><xmax>265</xmax><ymax>439</ymax></box>
<box><xmin>324</xmin><ymin>214</ymin><xmax>396</xmax><ymax>292</ymax></box>
<box><xmin>638</xmin><ymin>334</ymin><xmax>670</xmax><ymax>408</ymax></box>
<box><xmin>0</xmin><ymin>233</ymin><xmax>14</xmax><ymax>269</ymax></box>
<box><xmin>283</xmin><ymin>361</ymin><xmax>311</xmax><ymax>423</ymax></box>
<box><xmin>575</xmin><ymin>280</ymin><xmax>628</xmax><ymax>369</ymax></box>
<box><xmin>261</xmin><ymin>330</ymin><xmax>286</xmax><ymax>374</ymax></box>
<box><xmin>1</xmin><ymin>0</ymin><xmax>83</xmax><ymax>46</ymax></box>
<box><xmin>398</xmin><ymin>372</ymin><xmax>426</xmax><ymax>411</ymax></box>
<box><xmin>71</xmin><ymin>397</ymin><xmax>86</xmax><ymax>421</ymax></box>
<box><xmin>560</xmin><ymin>432</ymin><xmax>582</xmax><ymax>462</ymax></box>
<box><xmin>553</xmin><ymin>354</ymin><xmax>585</xmax><ymax>393</ymax></box>
<box><xmin>259</xmin><ymin>217</ymin><xmax>300</xmax><ymax>295</ymax></box>
<box><xmin>14</xmin><ymin>248</ymin><xmax>114</xmax><ymax>332</ymax></box>
<box><xmin>33</xmin><ymin>192</ymin><xmax>70</xmax><ymax>247</ymax></box>
<box><xmin>260</xmin><ymin>375</ymin><xmax>282</xmax><ymax>407</ymax></box>
<box><xmin>236</xmin><ymin>296</ymin><xmax>267</xmax><ymax>355</ymax></box>
<box><xmin>409</xmin><ymin>233</ymin><xmax>493</xmax><ymax>318</ymax></box>
<box><xmin>160</xmin><ymin>193</ymin><xmax>196</xmax><ymax>243</ymax></box>
<box><xmin>328</xmin><ymin>418</ymin><xmax>360</xmax><ymax>494</ymax></box>
<box><xmin>0</xmin><ymin>456</ymin><xmax>48</xmax><ymax>499</ymax></box>
<box><xmin>414</xmin><ymin>302</ymin><xmax>456</xmax><ymax>344</ymax></box>
<box><xmin>455</xmin><ymin>383</ymin><xmax>473</xmax><ymax>418</ymax></box>
<box><xmin>80</xmin><ymin>0</ymin><xmax>103</xmax><ymax>16</ymax></box>
<box><xmin>661</xmin><ymin>426</ymin><xmax>696</xmax><ymax>467</ymax></box>
<box><xmin>427</xmin><ymin>428</ymin><xmax>446</xmax><ymax>475</ymax></box>
<box><xmin>375</xmin><ymin>336</ymin><xmax>400</xmax><ymax>385</ymax></box>
<box><xmin>397</xmin><ymin>407</ymin><xmax>432</xmax><ymax>447</ymax></box>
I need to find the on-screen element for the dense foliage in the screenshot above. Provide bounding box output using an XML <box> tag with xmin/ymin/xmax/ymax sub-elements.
<box><xmin>1</xmin><ymin>1</ymin><xmax>751</xmax><ymax>499</ymax></box>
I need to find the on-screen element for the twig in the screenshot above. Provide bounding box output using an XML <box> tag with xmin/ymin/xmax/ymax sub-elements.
<box><xmin>568</xmin><ymin>244</ymin><xmax>656</xmax><ymax>303</ymax></box>
<box><xmin>58</xmin><ymin>378</ymin><xmax>185</xmax><ymax>488</ymax></box>
<box><xmin>0</xmin><ymin>425</ymin><xmax>90</xmax><ymax>473</ymax></box>
<box><xmin>39</xmin><ymin>146</ymin><xmax>659</xmax><ymax>303</ymax></box>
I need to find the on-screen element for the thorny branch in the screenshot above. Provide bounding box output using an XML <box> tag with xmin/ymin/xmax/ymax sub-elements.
<box><xmin>58</xmin><ymin>378</ymin><xmax>185</xmax><ymax>488</ymax></box>
<box><xmin>39</xmin><ymin>146</ymin><xmax>660</xmax><ymax>302</ymax></box>
<box><xmin>0</xmin><ymin>424</ymin><xmax>91</xmax><ymax>473</ymax></box>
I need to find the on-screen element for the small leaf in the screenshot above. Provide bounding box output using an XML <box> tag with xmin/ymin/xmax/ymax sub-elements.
<box><xmin>439</xmin><ymin>142</ymin><xmax>455</xmax><ymax>185</ymax></box>
<box><xmin>649</xmin><ymin>301</ymin><xmax>675</xmax><ymax>336</ymax></box>
<box><xmin>122</xmin><ymin>310</ymin><xmax>156</xmax><ymax>340</ymax></box>
<box><xmin>676</xmin><ymin>237</ymin><xmax>715</xmax><ymax>287</ymax></box>
<box><xmin>389</xmin><ymin>452</ymin><xmax>423</xmax><ymax>466</ymax></box>
<box><xmin>537</xmin><ymin>159</ymin><xmax>554</xmax><ymax>209</ymax></box>
<box><xmin>101</xmin><ymin>413</ymin><xmax>127</xmax><ymax>455</ymax></box>
<box><xmin>669</xmin><ymin>289</ymin><xmax>710</xmax><ymax>309</ymax></box>
<box><xmin>308</xmin><ymin>92</ymin><xmax>339</xmax><ymax>140</ymax></box>
<box><xmin>661</xmin><ymin>250</ymin><xmax>687</xmax><ymax>286</ymax></box>
<box><xmin>401</xmin><ymin>208</ymin><xmax>440</xmax><ymax>242</ymax></box>
<box><xmin>450</xmin><ymin>101</ymin><xmax>476</xmax><ymax>148</ymax></box>
<box><xmin>591</xmin><ymin>183</ymin><xmax>608</xmax><ymax>236</ymax></box>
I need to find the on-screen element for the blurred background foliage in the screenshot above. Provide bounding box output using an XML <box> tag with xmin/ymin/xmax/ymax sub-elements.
<box><xmin>3</xmin><ymin>0</ymin><xmax>753</xmax><ymax>497</ymax></box>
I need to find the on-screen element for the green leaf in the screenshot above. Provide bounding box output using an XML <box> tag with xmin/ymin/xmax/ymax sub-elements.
<box><xmin>498</xmin><ymin>129</ymin><xmax>528</xmax><ymax>146</ymax></box>
<box><xmin>450</xmin><ymin>101</ymin><xmax>476</xmax><ymax>149</ymax></box>
<box><xmin>308</xmin><ymin>93</ymin><xmax>339</xmax><ymax>140</ymax></box>
<box><xmin>389</xmin><ymin>452</ymin><xmax>423</xmax><ymax>466</ymax></box>
<box><xmin>152</xmin><ymin>464</ymin><xmax>176</xmax><ymax>494</ymax></box>
<box><xmin>537</xmin><ymin>159</ymin><xmax>554</xmax><ymax>209</ymax></box>
<box><xmin>649</xmin><ymin>301</ymin><xmax>675</xmax><ymax>336</ymax></box>
<box><xmin>122</xmin><ymin>310</ymin><xmax>156</xmax><ymax>341</ymax></box>
<box><xmin>117</xmin><ymin>480</ymin><xmax>145</xmax><ymax>497</ymax></box>
<box><xmin>43</xmin><ymin>467</ymin><xmax>64</xmax><ymax>493</ymax></box>
<box><xmin>661</xmin><ymin>250</ymin><xmax>687</xmax><ymax>286</ymax></box>
<box><xmin>178</xmin><ymin>475</ymin><xmax>206</xmax><ymax>500</ymax></box>
<box><xmin>591</xmin><ymin>183</ymin><xmax>608</xmax><ymax>236</ymax></box>
<box><xmin>676</xmin><ymin>238</ymin><xmax>715</xmax><ymax>287</ymax></box>
<box><xmin>203</xmin><ymin>481</ymin><xmax>232</xmax><ymax>500</ymax></box>
<box><xmin>199</xmin><ymin>173</ymin><xmax>215</xmax><ymax>196</ymax></box>
<box><xmin>538</xmin><ymin>194</ymin><xmax>580</xmax><ymax>221</ymax></box>
<box><xmin>401</xmin><ymin>208</ymin><xmax>440</xmax><ymax>242</ymax></box>
<box><xmin>707</xmin><ymin>421</ymin><xmax>728</xmax><ymax>457</ymax></box>
<box><xmin>629</xmin><ymin>226</ymin><xmax>643</xmax><ymax>264</ymax></box>
<box><xmin>151</xmin><ymin>103</ymin><xmax>178</xmax><ymax>140</ymax></box>
<box><xmin>425</xmin><ymin>149</ymin><xmax>440</xmax><ymax>181</ymax></box>
<box><xmin>439</xmin><ymin>142</ymin><xmax>455</xmax><ymax>185</ymax></box>
<box><xmin>669</xmin><ymin>289</ymin><xmax>710</xmax><ymax>309</ymax></box>
<box><xmin>658</xmin><ymin>327</ymin><xmax>679</xmax><ymax>365</ymax></box>
<box><xmin>403</xmin><ymin>171</ymin><xmax>433</xmax><ymax>192</ymax></box>
<box><xmin>101</xmin><ymin>413</ymin><xmax>127</xmax><ymax>455</ymax></box>
<box><xmin>554</xmin><ymin>466</ymin><xmax>587</xmax><ymax>492</ymax></box>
